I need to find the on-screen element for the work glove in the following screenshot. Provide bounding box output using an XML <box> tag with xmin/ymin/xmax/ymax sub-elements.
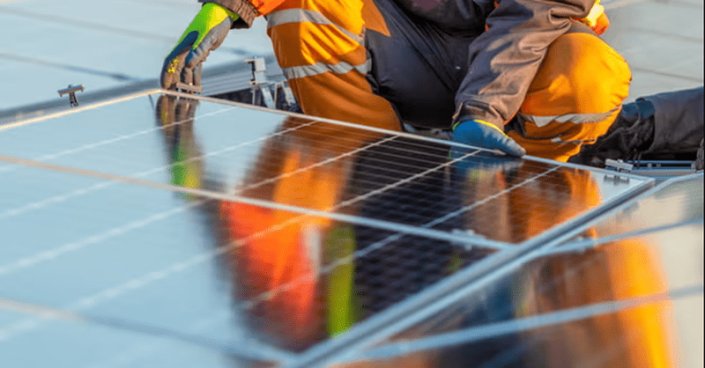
<box><xmin>160</xmin><ymin>3</ymin><xmax>239</xmax><ymax>90</ymax></box>
<box><xmin>451</xmin><ymin>119</ymin><xmax>526</xmax><ymax>157</ymax></box>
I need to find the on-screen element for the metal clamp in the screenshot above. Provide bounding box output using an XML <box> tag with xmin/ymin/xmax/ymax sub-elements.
<box><xmin>246</xmin><ymin>57</ymin><xmax>275</xmax><ymax>109</ymax></box>
<box><xmin>605</xmin><ymin>159</ymin><xmax>634</xmax><ymax>172</ymax></box>
<box><xmin>175</xmin><ymin>82</ymin><xmax>203</xmax><ymax>95</ymax></box>
<box><xmin>246</xmin><ymin>57</ymin><xmax>268</xmax><ymax>85</ymax></box>
<box><xmin>57</xmin><ymin>84</ymin><xmax>84</xmax><ymax>107</ymax></box>
<box><xmin>604</xmin><ymin>159</ymin><xmax>632</xmax><ymax>184</ymax></box>
<box><xmin>278</xmin><ymin>80</ymin><xmax>297</xmax><ymax>107</ymax></box>
<box><xmin>245</xmin><ymin>57</ymin><xmax>299</xmax><ymax>111</ymax></box>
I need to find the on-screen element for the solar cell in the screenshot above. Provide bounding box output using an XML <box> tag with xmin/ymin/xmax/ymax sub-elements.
<box><xmin>0</xmin><ymin>91</ymin><xmax>660</xmax><ymax>367</ymax></box>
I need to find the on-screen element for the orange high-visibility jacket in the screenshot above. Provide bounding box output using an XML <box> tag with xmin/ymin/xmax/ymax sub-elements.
<box><xmin>199</xmin><ymin>0</ymin><xmax>597</xmax><ymax>130</ymax></box>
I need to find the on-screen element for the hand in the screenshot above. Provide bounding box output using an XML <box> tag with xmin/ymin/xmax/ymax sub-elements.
<box><xmin>452</xmin><ymin>119</ymin><xmax>526</xmax><ymax>157</ymax></box>
<box><xmin>160</xmin><ymin>3</ymin><xmax>238</xmax><ymax>90</ymax></box>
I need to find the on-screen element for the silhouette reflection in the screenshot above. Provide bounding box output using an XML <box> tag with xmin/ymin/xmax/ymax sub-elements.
<box><xmin>339</xmin><ymin>172</ymin><xmax>677</xmax><ymax>368</ymax></box>
<box><xmin>154</xmin><ymin>95</ymin><xmax>676</xmax><ymax>367</ymax></box>
<box><xmin>214</xmin><ymin>115</ymin><xmax>491</xmax><ymax>351</ymax></box>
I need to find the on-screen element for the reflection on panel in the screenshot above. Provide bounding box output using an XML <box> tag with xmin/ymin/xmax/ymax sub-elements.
<box><xmin>0</xmin><ymin>309</ymin><xmax>260</xmax><ymax>368</ymax></box>
<box><xmin>342</xmin><ymin>218</ymin><xmax>703</xmax><ymax>368</ymax></box>
<box><xmin>574</xmin><ymin>175</ymin><xmax>703</xmax><ymax>240</ymax></box>
<box><xmin>0</xmin><ymin>164</ymin><xmax>495</xmax><ymax>355</ymax></box>
<box><xmin>0</xmin><ymin>93</ymin><xmax>648</xmax><ymax>246</ymax></box>
<box><xmin>335</xmin><ymin>289</ymin><xmax>701</xmax><ymax>368</ymax></box>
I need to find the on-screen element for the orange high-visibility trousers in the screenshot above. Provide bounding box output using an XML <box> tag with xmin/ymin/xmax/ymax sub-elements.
<box><xmin>510</xmin><ymin>32</ymin><xmax>631</xmax><ymax>161</ymax></box>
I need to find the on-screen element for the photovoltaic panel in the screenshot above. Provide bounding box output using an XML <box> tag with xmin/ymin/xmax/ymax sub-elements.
<box><xmin>331</xmin><ymin>174</ymin><xmax>703</xmax><ymax>368</ymax></box>
<box><xmin>570</xmin><ymin>175</ymin><xmax>703</xmax><ymax>239</ymax></box>
<box><xmin>0</xmin><ymin>0</ymin><xmax>274</xmax><ymax>109</ymax></box>
<box><xmin>0</xmin><ymin>309</ymin><xmax>264</xmax><ymax>368</ymax></box>
<box><xmin>0</xmin><ymin>93</ymin><xmax>649</xmax><ymax>248</ymax></box>
<box><xmin>334</xmin><ymin>285</ymin><xmax>702</xmax><ymax>368</ymax></box>
<box><xmin>0</xmin><ymin>91</ymin><xmax>657</xmax><ymax>367</ymax></box>
<box><xmin>0</xmin><ymin>162</ymin><xmax>494</xmax><ymax>359</ymax></box>
<box><xmin>0</xmin><ymin>0</ymin><xmax>700</xmax><ymax>365</ymax></box>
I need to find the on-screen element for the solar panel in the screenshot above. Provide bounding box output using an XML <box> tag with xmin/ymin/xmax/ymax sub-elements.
<box><xmin>0</xmin><ymin>91</ymin><xmax>677</xmax><ymax>367</ymax></box>
<box><xmin>0</xmin><ymin>93</ymin><xmax>649</xmax><ymax>242</ymax></box>
<box><xmin>0</xmin><ymin>0</ymin><xmax>275</xmax><ymax>109</ymax></box>
<box><xmin>332</xmin><ymin>174</ymin><xmax>704</xmax><ymax>368</ymax></box>
<box><xmin>0</xmin><ymin>307</ymin><xmax>267</xmax><ymax>368</ymax></box>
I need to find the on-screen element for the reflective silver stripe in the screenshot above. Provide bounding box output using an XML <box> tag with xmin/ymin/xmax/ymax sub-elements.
<box><xmin>550</xmin><ymin>137</ymin><xmax>597</xmax><ymax>145</ymax></box>
<box><xmin>267</xmin><ymin>9</ymin><xmax>364</xmax><ymax>44</ymax></box>
<box><xmin>519</xmin><ymin>105</ymin><xmax>621</xmax><ymax>127</ymax></box>
<box><xmin>282</xmin><ymin>59</ymin><xmax>371</xmax><ymax>80</ymax></box>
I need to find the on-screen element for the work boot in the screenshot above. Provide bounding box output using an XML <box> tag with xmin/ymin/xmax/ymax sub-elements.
<box><xmin>568</xmin><ymin>98</ymin><xmax>655</xmax><ymax>167</ymax></box>
<box><xmin>570</xmin><ymin>86</ymin><xmax>704</xmax><ymax>167</ymax></box>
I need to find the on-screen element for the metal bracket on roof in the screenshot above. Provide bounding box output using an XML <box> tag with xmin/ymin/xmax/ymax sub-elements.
<box><xmin>279</xmin><ymin>80</ymin><xmax>297</xmax><ymax>107</ymax></box>
<box><xmin>246</xmin><ymin>57</ymin><xmax>269</xmax><ymax>85</ymax></box>
<box><xmin>246</xmin><ymin>57</ymin><xmax>275</xmax><ymax>109</ymax></box>
<box><xmin>175</xmin><ymin>82</ymin><xmax>203</xmax><ymax>95</ymax></box>
<box><xmin>253</xmin><ymin>83</ymin><xmax>276</xmax><ymax>109</ymax></box>
<box><xmin>605</xmin><ymin>159</ymin><xmax>634</xmax><ymax>172</ymax></box>
<box><xmin>57</xmin><ymin>84</ymin><xmax>84</xmax><ymax>107</ymax></box>
<box><xmin>604</xmin><ymin>159</ymin><xmax>632</xmax><ymax>184</ymax></box>
<box><xmin>245</xmin><ymin>57</ymin><xmax>298</xmax><ymax>111</ymax></box>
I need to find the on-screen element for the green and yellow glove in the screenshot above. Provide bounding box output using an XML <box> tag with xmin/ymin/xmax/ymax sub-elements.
<box><xmin>160</xmin><ymin>3</ymin><xmax>239</xmax><ymax>89</ymax></box>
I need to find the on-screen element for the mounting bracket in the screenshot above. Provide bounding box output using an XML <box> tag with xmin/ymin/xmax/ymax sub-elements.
<box><xmin>175</xmin><ymin>82</ymin><xmax>203</xmax><ymax>95</ymax></box>
<box><xmin>57</xmin><ymin>84</ymin><xmax>85</xmax><ymax>107</ymax></box>
<box><xmin>245</xmin><ymin>57</ymin><xmax>297</xmax><ymax>110</ymax></box>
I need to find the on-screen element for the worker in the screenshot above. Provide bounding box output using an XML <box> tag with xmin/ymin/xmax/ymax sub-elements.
<box><xmin>161</xmin><ymin>0</ymin><xmax>630</xmax><ymax>162</ymax></box>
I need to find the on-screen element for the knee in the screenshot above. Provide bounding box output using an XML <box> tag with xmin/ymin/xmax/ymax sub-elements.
<box><xmin>522</xmin><ymin>32</ymin><xmax>631</xmax><ymax>116</ymax></box>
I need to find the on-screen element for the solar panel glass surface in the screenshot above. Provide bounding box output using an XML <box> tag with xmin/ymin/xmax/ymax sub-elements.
<box><xmin>0</xmin><ymin>93</ymin><xmax>649</xmax><ymax>245</ymax></box>
<box><xmin>336</xmin><ymin>175</ymin><xmax>703</xmax><ymax>368</ymax></box>
<box><xmin>0</xmin><ymin>309</ymin><xmax>264</xmax><ymax>368</ymax></box>
<box><xmin>0</xmin><ymin>92</ymin><xmax>657</xmax><ymax>367</ymax></box>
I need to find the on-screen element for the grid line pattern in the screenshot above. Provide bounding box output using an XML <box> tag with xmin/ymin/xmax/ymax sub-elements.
<box><xmin>0</xmin><ymin>92</ymin><xmax>652</xmax><ymax>364</ymax></box>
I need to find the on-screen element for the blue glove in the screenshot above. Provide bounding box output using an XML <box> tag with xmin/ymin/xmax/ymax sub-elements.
<box><xmin>160</xmin><ymin>3</ymin><xmax>239</xmax><ymax>90</ymax></box>
<box><xmin>452</xmin><ymin>119</ymin><xmax>526</xmax><ymax>157</ymax></box>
